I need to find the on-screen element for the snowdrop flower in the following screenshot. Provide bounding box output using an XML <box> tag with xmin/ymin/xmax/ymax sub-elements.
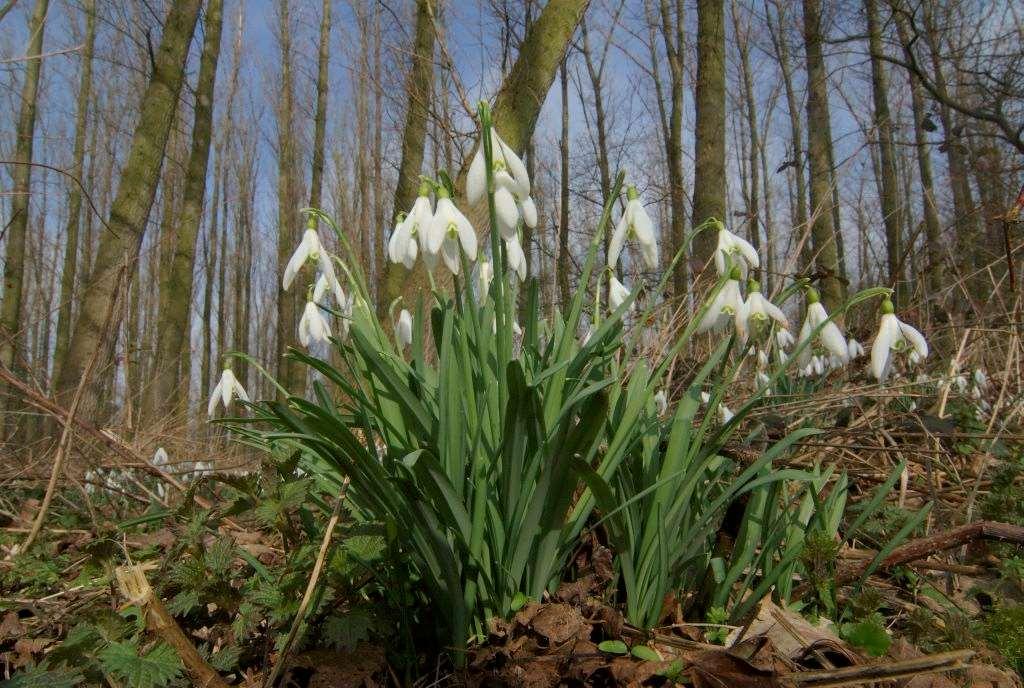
<box><xmin>756</xmin><ymin>349</ymin><xmax>770</xmax><ymax>367</ymax></box>
<box><xmin>388</xmin><ymin>188</ymin><xmax>432</xmax><ymax>270</ymax></box>
<box><xmin>207</xmin><ymin>367</ymin><xmax>249</xmax><ymax>416</ymax></box>
<box><xmin>467</xmin><ymin>127</ymin><xmax>531</xmax><ymax>205</ymax></box>
<box><xmin>973</xmin><ymin>369</ymin><xmax>989</xmax><ymax>392</ymax></box>
<box><xmin>299</xmin><ymin>298</ymin><xmax>332</xmax><ymax>348</ymax></box>
<box><xmin>580</xmin><ymin>326</ymin><xmax>593</xmax><ymax>347</ymax></box>
<box><xmin>719</xmin><ymin>405</ymin><xmax>735</xmax><ymax>423</ymax></box>
<box><xmin>283</xmin><ymin>220</ymin><xmax>343</xmax><ymax>301</ymax></box>
<box><xmin>697</xmin><ymin>267</ymin><xmax>744</xmax><ymax>333</ymax></box>
<box><xmin>396</xmin><ymin>309</ymin><xmax>413</xmax><ymax>349</ymax></box>
<box><xmin>740</xmin><ymin>280</ymin><xmax>787</xmax><ymax>342</ymax></box>
<box><xmin>713</xmin><ymin>220</ymin><xmax>759</xmax><ymax>277</ymax></box>
<box><xmin>847</xmin><ymin>338</ymin><xmax>865</xmax><ymax>360</ymax></box>
<box><xmin>776</xmin><ymin>328</ymin><xmax>796</xmax><ymax>350</ymax></box>
<box><xmin>152</xmin><ymin>448</ymin><xmax>168</xmax><ymax>468</ymax></box>
<box><xmin>756</xmin><ymin>371</ymin><xmax>771</xmax><ymax>390</ymax></box>
<box><xmin>654</xmin><ymin>390</ymin><xmax>668</xmax><ymax>416</ymax></box>
<box><xmin>313</xmin><ymin>272</ymin><xmax>346</xmax><ymax>309</ymax></box>
<box><xmin>700</xmin><ymin>391</ymin><xmax>711</xmax><ymax>404</ymax></box>
<box><xmin>608</xmin><ymin>185</ymin><xmax>658</xmax><ymax>269</ymax></box>
<box><xmin>870</xmin><ymin>298</ymin><xmax>928</xmax><ymax>381</ymax></box>
<box><xmin>427</xmin><ymin>188</ymin><xmax>477</xmax><ymax>274</ymax></box>
<box><xmin>505</xmin><ymin>236</ymin><xmax>527</xmax><ymax>281</ymax></box>
<box><xmin>953</xmin><ymin>374</ymin><xmax>969</xmax><ymax>393</ymax></box>
<box><xmin>796</xmin><ymin>288</ymin><xmax>848</xmax><ymax>368</ymax></box>
<box><xmin>476</xmin><ymin>259</ymin><xmax>494</xmax><ymax>297</ymax></box>
<box><xmin>609</xmin><ymin>274</ymin><xmax>632</xmax><ymax>312</ymax></box>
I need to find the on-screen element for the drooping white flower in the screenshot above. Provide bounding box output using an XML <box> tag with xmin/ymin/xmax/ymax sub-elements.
<box><xmin>152</xmin><ymin>447</ymin><xmax>168</xmax><ymax>467</ymax></box>
<box><xmin>973</xmin><ymin>369</ymin><xmax>989</xmax><ymax>392</ymax></box>
<box><xmin>654</xmin><ymin>390</ymin><xmax>668</xmax><ymax>416</ymax></box>
<box><xmin>713</xmin><ymin>220</ymin><xmax>759</xmax><ymax>277</ymax></box>
<box><xmin>757</xmin><ymin>349</ymin><xmax>770</xmax><ymax>367</ymax></box>
<box><xmin>313</xmin><ymin>272</ymin><xmax>346</xmax><ymax>309</ymax></box>
<box><xmin>847</xmin><ymin>338</ymin><xmax>865</xmax><ymax>360</ymax></box>
<box><xmin>719</xmin><ymin>405</ymin><xmax>735</xmax><ymax>423</ymax></box>
<box><xmin>700</xmin><ymin>391</ymin><xmax>711</xmax><ymax>404</ymax></box>
<box><xmin>207</xmin><ymin>367</ymin><xmax>249</xmax><ymax>417</ymax></box>
<box><xmin>776</xmin><ymin>328</ymin><xmax>796</xmax><ymax>350</ymax></box>
<box><xmin>396</xmin><ymin>309</ymin><xmax>413</xmax><ymax>349</ymax></box>
<box><xmin>796</xmin><ymin>289</ymin><xmax>848</xmax><ymax>368</ymax></box>
<box><xmin>283</xmin><ymin>221</ymin><xmax>343</xmax><ymax>302</ymax></box>
<box><xmin>389</xmin><ymin>190</ymin><xmax>433</xmax><ymax>270</ymax></box>
<box><xmin>870</xmin><ymin>298</ymin><xmax>928</xmax><ymax>381</ymax></box>
<box><xmin>756</xmin><ymin>371</ymin><xmax>771</xmax><ymax>389</ymax></box>
<box><xmin>609</xmin><ymin>274</ymin><xmax>632</xmax><ymax>312</ymax></box>
<box><xmin>299</xmin><ymin>299</ymin><xmax>332</xmax><ymax>348</ymax></box>
<box><xmin>427</xmin><ymin>190</ymin><xmax>477</xmax><ymax>275</ymax></box>
<box><xmin>505</xmin><ymin>236</ymin><xmax>527</xmax><ymax>281</ymax></box>
<box><xmin>518</xmin><ymin>196</ymin><xmax>538</xmax><ymax>229</ymax></box>
<box><xmin>697</xmin><ymin>268</ymin><xmax>744</xmax><ymax>333</ymax></box>
<box><xmin>476</xmin><ymin>259</ymin><xmax>494</xmax><ymax>298</ymax></box>
<box><xmin>580</xmin><ymin>326</ymin><xmax>593</xmax><ymax>347</ymax></box>
<box><xmin>467</xmin><ymin>127</ymin><xmax>531</xmax><ymax>205</ymax></box>
<box><xmin>739</xmin><ymin>280</ymin><xmax>787</xmax><ymax>342</ymax></box>
<box><xmin>608</xmin><ymin>185</ymin><xmax>659</xmax><ymax>269</ymax></box>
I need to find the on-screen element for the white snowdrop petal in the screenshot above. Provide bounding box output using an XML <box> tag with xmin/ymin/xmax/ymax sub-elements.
<box><xmin>467</xmin><ymin>147</ymin><xmax>487</xmax><ymax>205</ymax></box>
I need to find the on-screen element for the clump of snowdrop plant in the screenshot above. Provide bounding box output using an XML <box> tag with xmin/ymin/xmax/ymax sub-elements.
<box><xmin>218</xmin><ymin>99</ymin><xmax>917</xmax><ymax>663</ymax></box>
<box><xmin>796</xmin><ymin>287</ymin><xmax>849</xmax><ymax>372</ymax></box>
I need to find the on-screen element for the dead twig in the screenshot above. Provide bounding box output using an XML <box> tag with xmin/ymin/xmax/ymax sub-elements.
<box><xmin>785</xmin><ymin>648</ymin><xmax>973</xmax><ymax>686</ymax></box>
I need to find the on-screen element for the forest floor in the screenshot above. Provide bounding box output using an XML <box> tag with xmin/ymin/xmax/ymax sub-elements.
<box><xmin>3</xmin><ymin>397</ymin><xmax>1024</xmax><ymax>687</ymax></box>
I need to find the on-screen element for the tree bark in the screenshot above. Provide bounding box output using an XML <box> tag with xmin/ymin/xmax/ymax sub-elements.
<box><xmin>691</xmin><ymin>0</ymin><xmax>726</xmax><ymax>272</ymax></box>
<box><xmin>54</xmin><ymin>0</ymin><xmax>203</xmax><ymax>415</ymax></box>
<box><xmin>382</xmin><ymin>0</ymin><xmax>435</xmax><ymax>311</ymax></box>
<box><xmin>309</xmin><ymin>0</ymin><xmax>331</xmax><ymax>210</ymax></box>
<box><xmin>52</xmin><ymin>0</ymin><xmax>95</xmax><ymax>382</ymax></box>
<box><xmin>865</xmin><ymin>0</ymin><xmax>904</xmax><ymax>306</ymax></box>
<box><xmin>801</xmin><ymin>0</ymin><xmax>845</xmax><ymax>311</ymax></box>
<box><xmin>766</xmin><ymin>1</ymin><xmax>811</xmax><ymax>277</ymax></box>
<box><xmin>150</xmin><ymin>0</ymin><xmax>224</xmax><ymax>421</ymax></box>
<box><xmin>659</xmin><ymin>0</ymin><xmax>687</xmax><ymax>296</ymax></box>
<box><xmin>275</xmin><ymin>0</ymin><xmax>303</xmax><ymax>395</ymax></box>
<box><xmin>1</xmin><ymin>0</ymin><xmax>50</xmax><ymax>433</ymax></box>
<box><xmin>557</xmin><ymin>60</ymin><xmax>571</xmax><ymax>310</ymax></box>
<box><xmin>732</xmin><ymin>0</ymin><xmax>761</xmax><ymax>276</ymax></box>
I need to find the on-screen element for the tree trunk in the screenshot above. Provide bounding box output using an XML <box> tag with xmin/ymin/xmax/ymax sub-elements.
<box><xmin>275</xmin><ymin>0</ymin><xmax>303</xmax><ymax>395</ymax></box>
<box><xmin>52</xmin><ymin>0</ymin><xmax>96</xmax><ymax>382</ymax></box>
<box><xmin>557</xmin><ymin>60</ymin><xmax>571</xmax><ymax>310</ymax></box>
<box><xmin>766</xmin><ymin>1</ymin><xmax>811</xmax><ymax>277</ymax></box>
<box><xmin>1</xmin><ymin>0</ymin><xmax>49</xmax><ymax>434</ymax></box>
<box><xmin>580</xmin><ymin>18</ymin><xmax>613</xmax><ymax>264</ymax></box>
<box><xmin>801</xmin><ymin>0</ymin><xmax>845</xmax><ymax>311</ymax></box>
<box><xmin>382</xmin><ymin>0</ymin><xmax>435</xmax><ymax>311</ymax></box>
<box><xmin>309</xmin><ymin>0</ymin><xmax>331</xmax><ymax>211</ymax></box>
<box><xmin>659</xmin><ymin>0</ymin><xmax>687</xmax><ymax>296</ymax></box>
<box><xmin>54</xmin><ymin>0</ymin><xmax>203</xmax><ymax>416</ymax></box>
<box><xmin>864</xmin><ymin>0</ymin><xmax>903</xmax><ymax>306</ymax></box>
<box><xmin>691</xmin><ymin>0</ymin><xmax>726</xmax><ymax>271</ymax></box>
<box><xmin>732</xmin><ymin>0</ymin><xmax>761</xmax><ymax>277</ymax></box>
<box><xmin>150</xmin><ymin>0</ymin><xmax>224</xmax><ymax>422</ymax></box>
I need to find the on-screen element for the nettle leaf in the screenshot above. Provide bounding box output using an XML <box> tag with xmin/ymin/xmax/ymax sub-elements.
<box><xmin>166</xmin><ymin>589</ymin><xmax>200</xmax><ymax>617</ymax></box>
<box><xmin>205</xmin><ymin>539</ymin><xmax>235</xmax><ymax>576</ymax></box>
<box><xmin>99</xmin><ymin>641</ymin><xmax>183</xmax><ymax>688</ymax></box>
<box><xmin>840</xmin><ymin>617</ymin><xmax>891</xmax><ymax>657</ymax></box>
<box><xmin>279</xmin><ymin>479</ymin><xmax>311</xmax><ymax>512</ymax></box>
<box><xmin>0</xmin><ymin>666</ymin><xmax>83</xmax><ymax>688</ymax></box>
<box><xmin>322</xmin><ymin>610</ymin><xmax>374</xmax><ymax>651</ymax></box>
<box><xmin>45</xmin><ymin>624</ymin><xmax>101</xmax><ymax>666</ymax></box>
<box><xmin>207</xmin><ymin>644</ymin><xmax>242</xmax><ymax>673</ymax></box>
